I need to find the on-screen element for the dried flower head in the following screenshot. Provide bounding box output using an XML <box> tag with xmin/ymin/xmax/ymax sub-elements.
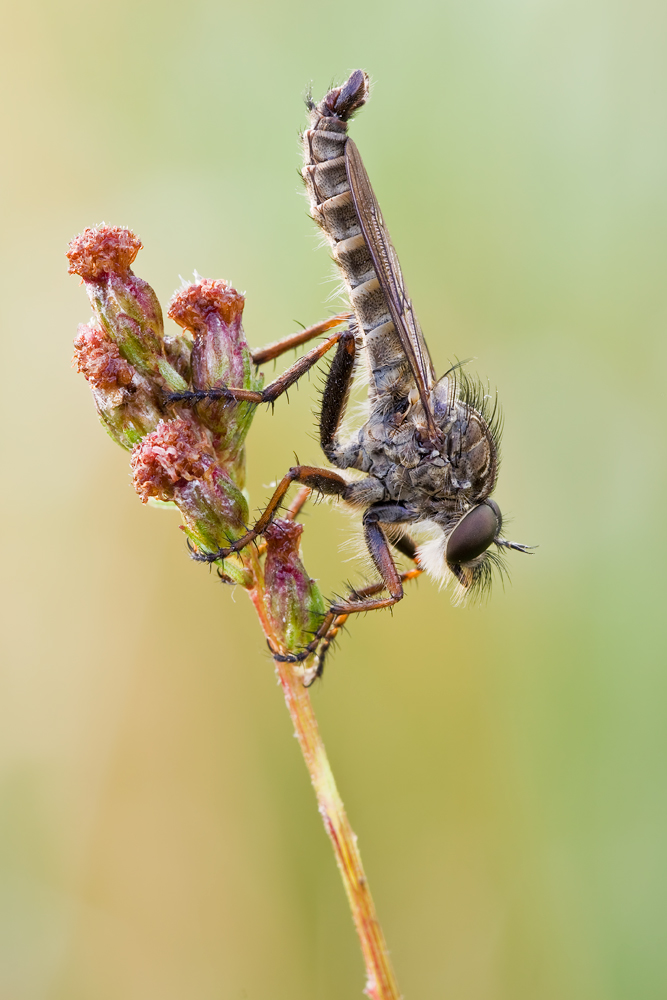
<box><xmin>67</xmin><ymin>225</ymin><xmax>188</xmax><ymax>392</ymax></box>
<box><xmin>168</xmin><ymin>278</ymin><xmax>245</xmax><ymax>331</ymax></box>
<box><xmin>67</xmin><ymin>224</ymin><xmax>142</xmax><ymax>281</ymax></box>
<box><xmin>73</xmin><ymin>322</ymin><xmax>134</xmax><ymax>393</ymax></box>
<box><xmin>131</xmin><ymin>418</ymin><xmax>214</xmax><ymax>503</ymax></box>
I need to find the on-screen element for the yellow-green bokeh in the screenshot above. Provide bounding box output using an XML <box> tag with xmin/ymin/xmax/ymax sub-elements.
<box><xmin>2</xmin><ymin>1</ymin><xmax>666</xmax><ymax>997</ymax></box>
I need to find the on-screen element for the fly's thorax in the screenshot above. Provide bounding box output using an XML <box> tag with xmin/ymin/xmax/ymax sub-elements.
<box><xmin>442</xmin><ymin>403</ymin><xmax>498</xmax><ymax>500</ymax></box>
<box><xmin>353</xmin><ymin>403</ymin><xmax>478</xmax><ymax>508</ymax></box>
<box><xmin>429</xmin><ymin>373</ymin><xmax>501</xmax><ymax>501</ymax></box>
<box><xmin>400</xmin><ymin>460</ymin><xmax>455</xmax><ymax>502</ymax></box>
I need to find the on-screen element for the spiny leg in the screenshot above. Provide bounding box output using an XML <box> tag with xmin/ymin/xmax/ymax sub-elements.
<box><xmin>271</xmin><ymin>521</ymin><xmax>404</xmax><ymax>665</ymax></box>
<box><xmin>177</xmin><ymin>328</ymin><xmax>359</xmax><ymax>565</ymax></box>
<box><xmin>251</xmin><ymin>313</ymin><xmax>352</xmax><ymax>365</ymax></box>
<box><xmin>275</xmin><ymin>515</ymin><xmax>421</xmax><ymax>668</ymax></box>
<box><xmin>317</xmin><ymin>532</ymin><xmax>422</xmax><ymax>654</ymax></box>
<box><xmin>318</xmin><ymin>326</ymin><xmax>357</xmax><ymax>460</ymax></box>
<box><xmin>254</xmin><ymin>485</ymin><xmax>312</xmax><ymax>558</ymax></box>
<box><xmin>191</xmin><ymin>465</ymin><xmax>351</xmax><ymax>563</ymax></box>
<box><xmin>330</xmin><ymin>519</ymin><xmax>405</xmax><ymax>615</ymax></box>
<box><xmin>168</xmin><ymin>328</ymin><xmax>351</xmax><ymax>406</ymax></box>
<box><xmin>302</xmin><ymin>563</ymin><xmax>424</xmax><ymax>686</ymax></box>
<box><xmin>167</xmin><ymin>316</ymin><xmax>353</xmax><ymax>407</ymax></box>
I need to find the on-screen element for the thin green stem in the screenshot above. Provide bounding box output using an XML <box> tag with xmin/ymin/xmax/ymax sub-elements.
<box><xmin>247</xmin><ymin>564</ymin><xmax>402</xmax><ymax>1000</ymax></box>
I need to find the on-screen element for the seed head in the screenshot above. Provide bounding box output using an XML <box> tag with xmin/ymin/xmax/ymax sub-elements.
<box><xmin>131</xmin><ymin>418</ymin><xmax>214</xmax><ymax>503</ymax></box>
<box><xmin>73</xmin><ymin>322</ymin><xmax>134</xmax><ymax>394</ymax></box>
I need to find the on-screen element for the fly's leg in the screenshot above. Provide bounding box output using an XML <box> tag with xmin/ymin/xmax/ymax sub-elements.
<box><xmin>329</xmin><ymin>517</ymin><xmax>406</xmax><ymax>614</ymax></box>
<box><xmin>274</xmin><ymin>506</ymin><xmax>420</xmax><ymax>668</ymax></box>
<box><xmin>316</xmin><ymin>532</ymin><xmax>422</xmax><ymax>662</ymax></box>
<box><xmin>284</xmin><ymin>485</ymin><xmax>312</xmax><ymax>522</ymax></box>
<box><xmin>271</xmin><ymin>519</ymin><xmax>405</xmax><ymax>658</ymax></box>
<box><xmin>191</xmin><ymin>466</ymin><xmax>351</xmax><ymax>564</ymax></box>
<box><xmin>389</xmin><ymin>532</ymin><xmax>419</xmax><ymax>563</ymax></box>
<box><xmin>318</xmin><ymin>324</ymin><xmax>356</xmax><ymax>462</ymax></box>
<box><xmin>180</xmin><ymin>329</ymin><xmax>361</xmax><ymax>561</ymax></box>
<box><xmin>167</xmin><ymin>314</ymin><xmax>351</xmax><ymax>406</ymax></box>
<box><xmin>168</xmin><ymin>329</ymin><xmax>344</xmax><ymax>406</ymax></box>
<box><xmin>301</xmin><ymin>559</ymin><xmax>424</xmax><ymax>685</ymax></box>
<box><xmin>254</xmin><ymin>486</ymin><xmax>312</xmax><ymax>558</ymax></box>
<box><xmin>315</xmin><ymin>325</ymin><xmax>365</xmax><ymax>470</ymax></box>
<box><xmin>251</xmin><ymin>313</ymin><xmax>351</xmax><ymax>365</ymax></box>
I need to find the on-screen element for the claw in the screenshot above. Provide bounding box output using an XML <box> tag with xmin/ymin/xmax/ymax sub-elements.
<box><xmin>272</xmin><ymin>650</ymin><xmax>307</xmax><ymax>663</ymax></box>
<box><xmin>190</xmin><ymin>546</ymin><xmax>229</xmax><ymax>563</ymax></box>
<box><xmin>269</xmin><ymin>634</ymin><xmax>322</xmax><ymax>664</ymax></box>
<box><xmin>186</xmin><ymin>539</ymin><xmax>213</xmax><ymax>562</ymax></box>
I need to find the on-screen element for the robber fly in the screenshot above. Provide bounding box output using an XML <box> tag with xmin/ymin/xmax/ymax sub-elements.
<box><xmin>170</xmin><ymin>70</ymin><xmax>530</xmax><ymax>671</ymax></box>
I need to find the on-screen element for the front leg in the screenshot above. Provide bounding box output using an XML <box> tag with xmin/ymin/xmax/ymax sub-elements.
<box><xmin>301</xmin><ymin>561</ymin><xmax>424</xmax><ymax>684</ymax></box>
<box><xmin>191</xmin><ymin>465</ymin><xmax>353</xmax><ymax>563</ymax></box>
<box><xmin>274</xmin><ymin>505</ymin><xmax>420</xmax><ymax>667</ymax></box>
<box><xmin>330</xmin><ymin>518</ymin><xmax>404</xmax><ymax>614</ymax></box>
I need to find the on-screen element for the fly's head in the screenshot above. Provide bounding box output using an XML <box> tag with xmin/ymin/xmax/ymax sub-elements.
<box><xmin>443</xmin><ymin>499</ymin><xmax>502</xmax><ymax>599</ymax></box>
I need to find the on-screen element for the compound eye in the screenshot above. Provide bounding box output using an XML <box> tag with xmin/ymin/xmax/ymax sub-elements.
<box><xmin>446</xmin><ymin>500</ymin><xmax>501</xmax><ymax>566</ymax></box>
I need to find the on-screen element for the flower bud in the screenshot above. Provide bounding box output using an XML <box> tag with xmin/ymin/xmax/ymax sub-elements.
<box><xmin>67</xmin><ymin>225</ymin><xmax>188</xmax><ymax>392</ymax></box>
<box><xmin>168</xmin><ymin>279</ymin><xmax>262</xmax><ymax>471</ymax></box>
<box><xmin>73</xmin><ymin>322</ymin><xmax>163</xmax><ymax>448</ymax></box>
<box><xmin>131</xmin><ymin>420</ymin><xmax>251</xmax><ymax>582</ymax></box>
<box><xmin>262</xmin><ymin>519</ymin><xmax>326</xmax><ymax>655</ymax></box>
<box><xmin>131</xmin><ymin>418</ymin><xmax>213</xmax><ymax>502</ymax></box>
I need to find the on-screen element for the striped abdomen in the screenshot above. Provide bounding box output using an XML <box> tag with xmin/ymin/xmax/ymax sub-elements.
<box><xmin>301</xmin><ymin>75</ymin><xmax>412</xmax><ymax>400</ymax></box>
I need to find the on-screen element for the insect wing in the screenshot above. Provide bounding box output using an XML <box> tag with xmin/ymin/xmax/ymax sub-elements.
<box><xmin>345</xmin><ymin>138</ymin><xmax>437</xmax><ymax>428</ymax></box>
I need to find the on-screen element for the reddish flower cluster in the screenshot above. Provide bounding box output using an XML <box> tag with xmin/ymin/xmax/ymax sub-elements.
<box><xmin>69</xmin><ymin>221</ymin><xmax>323</xmax><ymax>652</ymax></box>
<box><xmin>131</xmin><ymin>419</ymin><xmax>213</xmax><ymax>503</ymax></box>
<box><xmin>169</xmin><ymin>279</ymin><xmax>245</xmax><ymax>331</ymax></box>
<box><xmin>73</xmin><ymin>323</ymin><xmax>134</xmax><ymax>391</ymax></box>
<box><xmin>66</xmin><ymin>225</ymin><xmax>142</xmax><ymax>281</ymax></box>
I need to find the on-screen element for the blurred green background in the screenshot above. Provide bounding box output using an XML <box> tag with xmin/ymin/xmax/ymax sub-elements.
<box><xmin>2</xmin><ymin>0</ymin><xmax>666</xmax><ymax>997</ymax></box>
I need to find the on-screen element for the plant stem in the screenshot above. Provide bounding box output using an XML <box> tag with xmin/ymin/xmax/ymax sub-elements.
<box><xmin>276</xmin><ymin>659</ymin><xmax>403</xmax><ymax>1000</ymax></box>
<box><xmin>248</xmin><ymin>563</ymin><xmax>401</xmax><ymax>1000</ymax></box>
